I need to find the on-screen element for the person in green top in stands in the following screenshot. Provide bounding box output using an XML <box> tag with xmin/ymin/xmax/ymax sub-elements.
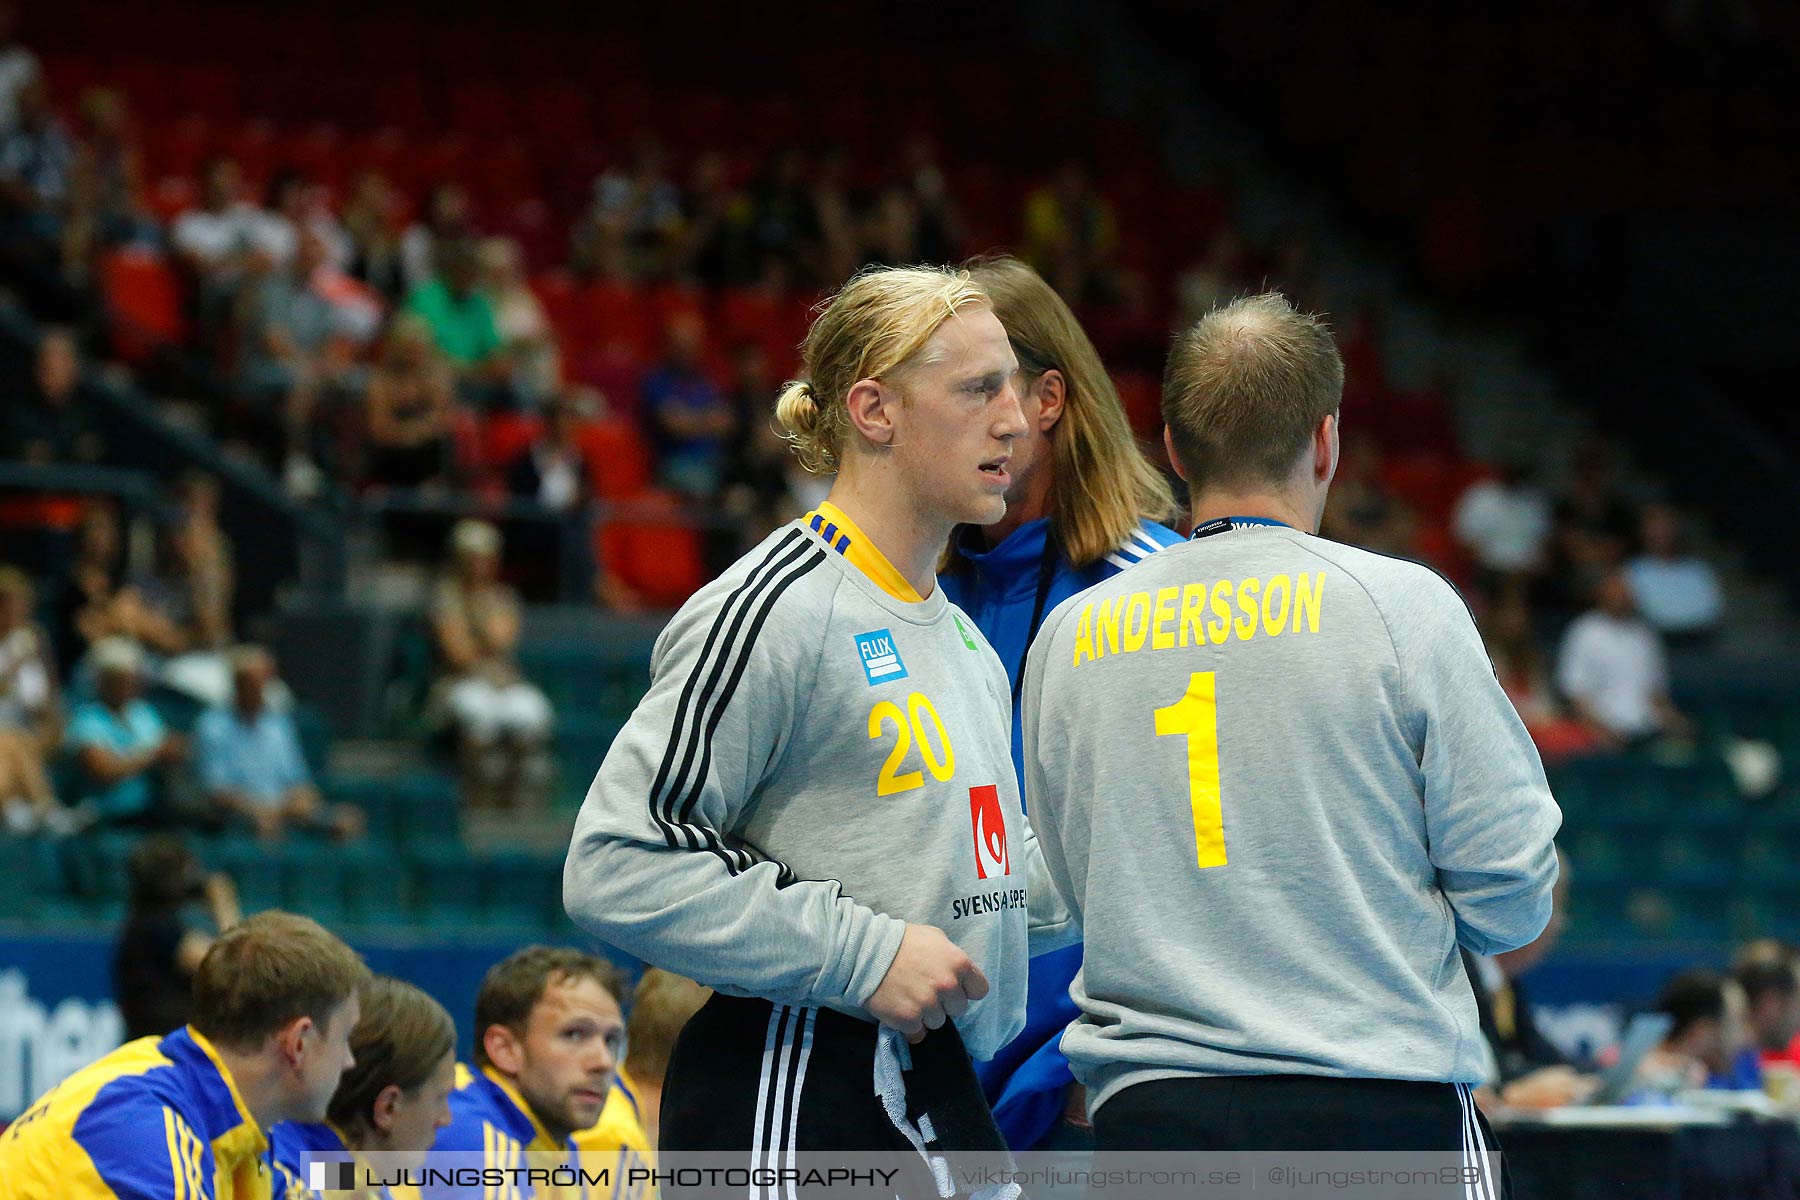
<box><xmin>403</xmin><ymin>236</ymin><xmax>514</xmax><ymax>407</ymax></box>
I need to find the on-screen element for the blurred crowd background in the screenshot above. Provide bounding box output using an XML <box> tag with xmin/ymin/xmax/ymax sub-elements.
<box><xmin>3</xmin><ymin>0</ymin><xmax>1800</xmax><ymax>1133</ymax></box>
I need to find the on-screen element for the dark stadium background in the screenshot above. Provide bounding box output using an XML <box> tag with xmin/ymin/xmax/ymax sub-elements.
<box><xmin>2</xmin><ymin>0</ymin><xmax>1797</xmax><ymax>1186</ymax></box>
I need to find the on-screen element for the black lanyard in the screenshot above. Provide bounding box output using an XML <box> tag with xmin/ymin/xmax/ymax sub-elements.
<box><xmin>1010</xmin><ymin>533</ymin><xmax>1061</xmax><ymax>710</ymax></box>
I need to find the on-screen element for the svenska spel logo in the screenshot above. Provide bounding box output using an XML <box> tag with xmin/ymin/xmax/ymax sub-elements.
<box><xmin>969</xmin><ymin>785</ymin><xmax>1010</xmax><ymax>879</ymax></box>
<box><xmin>854</xmin><ymin>629</ymin><xmax>907</xmax><ymax>685</ymax></box>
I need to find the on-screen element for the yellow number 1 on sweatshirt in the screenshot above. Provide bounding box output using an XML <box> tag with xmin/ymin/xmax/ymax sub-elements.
<box><xmin>1154</xmin><ymin>671</ymin><xmax>1227</xmax><ymax>869</ymax></box>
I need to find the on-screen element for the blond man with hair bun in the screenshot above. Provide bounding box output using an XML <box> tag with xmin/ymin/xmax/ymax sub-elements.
<box><xmin>566</xmin><ymin>265</ymin><xmax>1077</xmax><ymax>1167</ymax></box>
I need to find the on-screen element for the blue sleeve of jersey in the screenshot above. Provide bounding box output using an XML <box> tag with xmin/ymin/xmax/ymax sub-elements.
<box><xmin>72</xmin><ymin>1090</ymin><xmax>215</xmax><ymax>1200</ymax></box>
<box><xmin>420</xmin><ymin>1106</ymin><xmax>501</xmax><ymax>1200</ymax></box>
<box><xmin>427</xmin><ymin>1106</ymin><xmax>491</xmax><ymax>1154</ymax></box>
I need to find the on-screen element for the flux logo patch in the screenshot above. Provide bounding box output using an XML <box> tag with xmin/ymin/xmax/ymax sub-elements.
<box><xmin>969</xmin><ymin>784</ymin><xmax>1010</xmax><ymax>879</ymax></box>
<box><xmin>854</xmin><ymin>629</ymin><xmax>907</xmax><ymax>685</ymax></box>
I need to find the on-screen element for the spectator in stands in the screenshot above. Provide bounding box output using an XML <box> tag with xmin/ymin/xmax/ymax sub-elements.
<box><xmin>55</xmin><ymin>498</ymin><xmax>190</xmax><ymax>671</ymax></box>
<box><xmin>589</xmin><ymin>138</ymin><xmax>684</xmax><ymax>279</ymax></box>
<box><xmin>430</xmin><ymin>520</ymin><xmax>553</xmax><ymax>810</ymax></box>
<box><xmin>479</xmin><ymin>236</ymin><xmax>559</xmax><ymax>407</ymax></box>
<box><xmin>63</xmin><ymin>636</ymin><xmax>185</xmax><ymax>826</ymax></box>
<box><xmin>1021</xmin><ymin>159</ymin><xmax>1116</xmax><ymax>304</ymax></box>
<box><xmin>362</xmin><ymin>314</ymin><xmax>458</xmax><ymax>492</ymax></box>
<box><xmin>749</xmin><ymin>148</ymin><xmax>824</xmax><ymax>283</ymax></box>
<box><xmin>193</xmin><ymin>644</ymin><xmax>362</xmax><ymax>842</ymax></box>
<box><xmin>253</xmin><ymin>167</ymin><xmax>349</xmax><ymax>272</ymax></box>
<box><xmin>1639</xmin><ymin>970</ymin><xmax>1758</xmax><ymax>1093</ymax></box>
<box><xmin>1483</xmin><ymin>590</ymin><xmax>1599</xmax><ymax>762</ymax></box>
<box><xmin>431</xmin><ymin>947</ymin><xmax>633</xmax><ymax>1182</ymax></box>
<box><xmin>809</xmin><ymin>147</ymin><xmax>860</xmax><ymax>284</ymax></box>
<box><xmin>0</xmin><ymin>1</ymin><xmax>39</xmax><ymax>134</ymax></box>
<box><xmin>0</xmin><ymin>912</ymin><xmax>367</xmax><ymax>1199</ymax></box>
<box><xmin>234</xmin><ymin>227</ymin><xmax>369</xmax><ymax>478</ymax></box>
<box><xmin>574</xmin><ymin>967</ymin><xmax>709</xmax><ymax>1157</ymax></box>
<box><xmin>130</xmin><ymin>472</ymin><xmax>235</xmax><ymax>655</ymax></box>
<box><xmin>1175</xmin><ymin>229</ymin><xmax>1247</xmax><ymax>329</ymax></box>
<box><xmin>861</xmin><ymin>183</ymin><xmax>931</xmax><ymax>270</ymax></box>
<box><xmin>641</xmin><ymin>311</ymin><xmax>736</xmax><ymax>497</ymax></box>
<box><xmin>341</xmin><ymin>170</ymin><xmax>406</xmax><ymax>302</ymax></box>
<box><xmin>0</xmin><ymin>566</ymin><xmax>60</xmax><ymax>833</ymax></box>
<box><xmin>676</xmin><ymin>149</ymin><xmax>757</xmax><ymax>286</ymax></box>
<box><xmin>112</xmin><ymin>835</ymin><xmax>241</xmax><ymax>1041</ymax></box>
<box><xmin>71</xmin><ymin>87</ymin><xmax>156</xmax><ymax>248</ymax></box>
<box><xmin>1733</xmin><ymin>940</ymin><xmax>1800</xmax><ymax>1069</ymax></box>
<box><xmin>507</xmin><ymin>392</ymin><xmax>591</xmax><ymax>514</ymax></box>
<box><xmin>270</xmin><ymin>976</ymin><xmax>457</xmax><ymax>1197</ymax></box>
<box><xmin>0</xmin><ymin>76</ymin><xmax>70</xmax><ymax>225</ymax></box>
<box><xmin>1452</xmin><ymin>458</ymin><xmax>1553</xmax><ymax>596</ymax></box>
<box><xmin>1625</xmin><ymin>502</ymin><xmax>1724</xmax><ymax>647</ymax></box>
<box><xmin>0</xmin><ymin>720</ymin><xmax>56</xmax><ymax>834</ymax></box>
<box><xmin>1546</xmin><ymin>441</ymin><xmax>1636</xmax><ymax>613</ymax></box>
<box><xmin>1555</xmin><ymin>569</ymin><xmax>1692</xmax><ymax>750</ymax></box>
<box><xmin>405</xmin><ymin>237</ymin><xmax>511</xmax><ymax>406</ymax></box>
<box><xmin>3</xmin><ymin>326</ymin><xmax>105</xmax><ymax>466</ymax></box>
<box><xmin>170</xmin><ymin>155</ymin><xmax>262</xmax><ymax>283</ymax></box>
<box><xmin>53</xmin><ymin>497</ymin><xmax>126</xmax><ymax>669</ymax></box>
<box><xmin>400</xmin><ymin>181</ymin><xmax>475</xmax><ymax>293</ymax></box>
<box><xmin>0</xmin><ymin>565</ymin><xmax>57</xmax><ymax>748</ymax></box>
<box><xmin>896</xmin><ymin>135</ymin><xmax>961</xmax><ymax>265</ymax></box>
<box><xmin>1320</xmin><ymin>432</ymin><xmax>1416</xmax><ymax>557</ymax></box>
<box><xmin>718</xmin><ymin>342</ymin><xmax>800</xmax><ymax>545</ymax></box>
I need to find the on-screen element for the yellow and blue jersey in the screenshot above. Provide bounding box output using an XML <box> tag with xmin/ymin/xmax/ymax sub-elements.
<box><xmin>569</xmin><ymin>1068</ymin><xmax>652</xmax><ymax>1200</ymax></box>
<box><xmin>423</xmin><ymin>1065</ymin><xmax>581</xmax><ymax>1200</ymax></box>
<box><xmin>0</xmin><ymin>1026</ymin><xmax>270</xmax><ymax>1200</ymax></box>
<box><xmin>268</xmin><ymin>1120</ymin><xmax>419</xmax><ymax>1200</ymax></box>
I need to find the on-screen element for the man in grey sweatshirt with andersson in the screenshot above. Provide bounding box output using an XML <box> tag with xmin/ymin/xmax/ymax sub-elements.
<box><xmin>1021</xmin><ymin>293</ymin><xmax>1560</xmax><ymax>1196</ymax></box>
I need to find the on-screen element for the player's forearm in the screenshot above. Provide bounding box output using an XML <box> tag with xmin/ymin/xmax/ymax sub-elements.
<box><xmin>563</xmin><ymin>831</ymin><xmax>906</xmax><ymax>1009</ymax></box>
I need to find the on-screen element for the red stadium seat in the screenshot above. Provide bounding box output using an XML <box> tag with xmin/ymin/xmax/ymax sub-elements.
<box><xmin>481</xmin><ymin>413</ymin><xmax>544</xmax><ymax>475</ymax></box>
<box><xmin>597</xmin><ymin>492</ymin><xmax>707</xmax><ymax>610</ymax></box>
<box><xmin>99</xmin><ymin>247</ymin><xmax>186</xmax><ymax>364</ymax></box>
<box><xmin>578</xmin><ymin>280</ymin><xmax>655</xmax><ymax>362</ymax></box>
<box><xmin>577</xmin><ymin>419</ymin><xmax>654</xmax><ymax>500</ymax></box>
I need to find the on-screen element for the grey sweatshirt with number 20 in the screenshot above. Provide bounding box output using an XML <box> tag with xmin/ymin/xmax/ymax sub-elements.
<box><xmin>563</xmin><ymin>519</ymin><xmax>1077</xmax><ymax>1061</ymax></box>
<box><xmin>1021</xmin><ymin>523</ymin><xmax>1562</xmax><ymax>1111</ymax></box>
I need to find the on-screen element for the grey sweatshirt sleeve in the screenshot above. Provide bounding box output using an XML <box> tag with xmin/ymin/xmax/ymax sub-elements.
<box><xmin>1019</xmin><ymin>599</ymin><xmax>1086</xmax><ymax>939</ymax></box>
<box><xmin>1022</xmin><ymin>810</ymin><xmax>1081</xmax><ymax>953</ymax></box>
<box><xmin>562</xmin><ymin>579</ymin><xmax>907</xmax><ymax>1008</ymax></box>
<box><xmin>1389</xmin><ymin>570</ymin><xmax>1563</xmax><ymax>955</ymax></box>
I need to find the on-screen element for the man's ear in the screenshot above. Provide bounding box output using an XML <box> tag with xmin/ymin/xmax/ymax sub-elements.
<box><xmin>275</xmin><ymin>1016</ymin><xmax>313</xmax><ymax>1071</ymax></box>
<box><xmin>1035</xmin><ymin>370</ymin><xmax>1067</xmax><ymax>432</ymax></box>
<box><xmin>1163</xmin><ymin>426</ymin><xmax>1188</xmax><ymax>482</ymax></box>
<box><xmin>843</xmin><ymin>378</ymin><xmax>895</xmax><ymax>448</ymax></box>
<box><xmin>371</xmin><ymin>1083</ymin><xmax>404</xmax><ymax>1134</ymax></box>
<box><xmin>482</xmin><ymin>1024</ymin><xmax>524</xmax><ymax>1077</ymax></box>
<box><xmin>1315</xmin><ymin>412</ymin><xmax>1339</xmax><ymax>484</ymax></box>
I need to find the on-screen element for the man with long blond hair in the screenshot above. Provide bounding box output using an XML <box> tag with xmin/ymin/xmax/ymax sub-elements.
<box><xmin>565</xmin><ymin>265</ymin><xmax>1076</xmax><ymax>1168</ymax></box>
<box><xmin>939</xmin><ymin>255</ymin><xmax>1180</xmax><ymax>1150</ymax></box>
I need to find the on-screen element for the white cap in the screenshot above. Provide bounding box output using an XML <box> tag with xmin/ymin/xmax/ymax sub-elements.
<box><xmin>451</xmin><ymin>519</ymin><xmax>502</xmax><ymax>558</ymax></box>
<box><xmin>90</xmin><ymin>636</ymin><xmax>144</xmax><ymax>677</ymax></box>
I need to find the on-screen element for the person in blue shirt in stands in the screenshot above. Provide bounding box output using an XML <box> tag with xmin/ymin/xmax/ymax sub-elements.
<box><xmin>938</xmin><ymin>256</ymin><xmax>1182</xmax><ymax>1150</ymax></box>
<box><xmin>270</xmin><ymin>975</ymin><xmax>457</xmax><ymax>1199</ymax></box>
<box><xmin>193</xmin><ymin>645</ymin><xmax>363</xmax><ymax>842</ymax></box>
<box><xmin>64</xmin><ymin>636</ymin><xmax>184</xmax><ymax>826</ymax></box>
